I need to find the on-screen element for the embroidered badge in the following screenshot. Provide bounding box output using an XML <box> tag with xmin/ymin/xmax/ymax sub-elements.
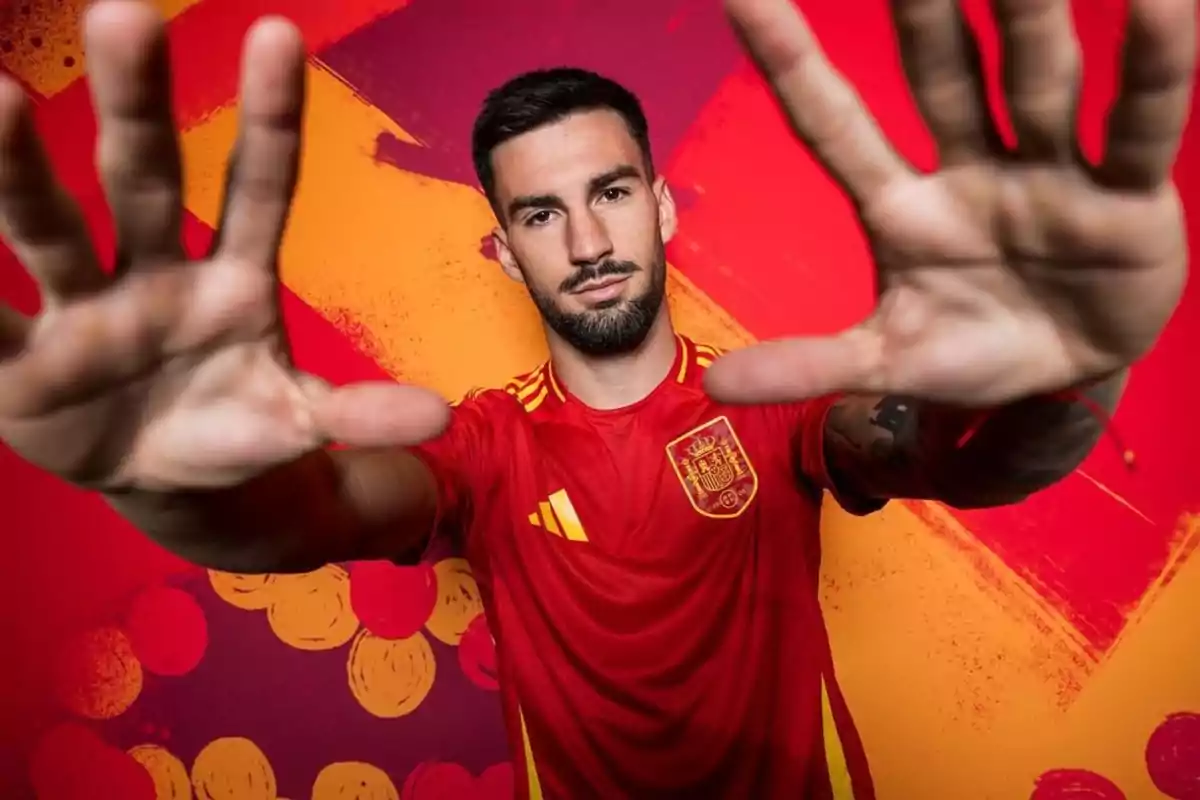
<box><xmin>666</xmin><ymin>416</ymin><xmax>758</xmax><ymax>519</ymax></box>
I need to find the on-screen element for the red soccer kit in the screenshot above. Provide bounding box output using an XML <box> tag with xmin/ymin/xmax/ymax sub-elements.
<box><xmin>412</xmin><ymin>334</ymin><xmax>881</xmax><ymax>799</ymax></box>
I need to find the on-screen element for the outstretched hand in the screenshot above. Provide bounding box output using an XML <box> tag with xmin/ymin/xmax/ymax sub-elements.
<box><xmin>705</xmin><ymin>0</ymin><xmax>1194</xmax><ymax>407</ymax></box>
<box><xmin>0</xmin><ymin>2</ymin><xmax>448</xmax><ymax>492</ymax></box>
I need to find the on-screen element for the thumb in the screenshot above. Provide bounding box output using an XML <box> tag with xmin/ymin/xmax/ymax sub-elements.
<box><xmin>301</xmin><ymin>376</ymin><xmax>452</xmax><ymax>448</ymax></box>
<box><xmin>702</xmin><ymin>325</ymin><xmax>885</xmax><ymax>404</ymax></box>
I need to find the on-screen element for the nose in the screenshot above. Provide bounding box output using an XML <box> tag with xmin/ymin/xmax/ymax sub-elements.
<box><xmin>566</xmin><ymin>208</ymin><xmax>614</xmax><ymax>266</ymax></box>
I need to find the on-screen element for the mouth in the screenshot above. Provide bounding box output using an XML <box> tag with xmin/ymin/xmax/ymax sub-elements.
<box><xmin>570</xmin><ymin>274</ymin><xmax>631</xmax><ymax>302</ymax></box>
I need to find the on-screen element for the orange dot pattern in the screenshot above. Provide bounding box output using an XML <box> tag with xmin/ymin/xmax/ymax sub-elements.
<box><xmin>128</xmin><ymin>744</ymin><xmax>192</xmax><ymax>800</ymax></box>
<box><xmin>38</xmin><ymin>551</ymin><xmax>505</xmax><ymax>796</ymax></box>
<box><xmin>347</xmin><ymin>629</ymin><xmax>438</xmax><ymax>719</ymax></box>
<box><xmin>210</xmin><ymin>566</ymin><xmax>362</xmax><ymax>651</ymax></box>
<box><xmin>425</xmin><ymin>558</ymin><xmax>485</xmax><ymax>646</ymax></box>
<box><xmin>311</xmin><ymin>761</ymin><xmax>400</xmax><ymax>799</ymax></box>
<box><xmin>207</xmin><ymin>571</ymin><xmax>280</xmax><ymax>611</ymax></box>
<box><xmin>266</xmin><ymin>567</ymin><xmax>360</xmax><ymax>651</ymax></box>
<box><xmin>191</xmin><ymin>737</ymin><xmax>277</xmax><ymax>800</ymax></box>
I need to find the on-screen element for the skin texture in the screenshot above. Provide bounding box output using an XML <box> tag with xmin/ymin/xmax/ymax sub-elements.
<box><xmin>0</xmin><ymin>0</ymin><xmax>1193</xmax><ymax>572</ymax></box>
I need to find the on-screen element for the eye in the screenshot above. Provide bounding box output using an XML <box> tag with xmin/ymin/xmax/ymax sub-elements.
<box><xmin>599</xmin><ymin>186</ymin><xmax>629</xmax><ymax>203</ymax></box>
<box><xmin>525</xmin><ymin>210</ymin><xmax>554</xmax><ymax>227</ymax></box>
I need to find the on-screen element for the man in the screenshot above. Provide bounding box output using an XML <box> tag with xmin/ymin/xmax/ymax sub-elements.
<box><xmin>0</xmin><ymin>0</ymin><xmax>1192</xmax><ymax>797</ymax></box>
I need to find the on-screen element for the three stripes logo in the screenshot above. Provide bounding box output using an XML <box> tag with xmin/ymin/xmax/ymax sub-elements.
<box><xmin>527</xmin><ymin>489</ymin><xmax>589</xmax><ymax>542</ymax></box>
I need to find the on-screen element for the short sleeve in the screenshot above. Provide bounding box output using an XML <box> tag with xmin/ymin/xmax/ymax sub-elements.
<box><xmin>787</xmin><ymin>394</ymin><xmax>887</xmax><ymax>517</ymax></box>
<box><xmin>408</xmin><ymin>391</ymin><xmax>499</xmax><ymax>550</ymax></box>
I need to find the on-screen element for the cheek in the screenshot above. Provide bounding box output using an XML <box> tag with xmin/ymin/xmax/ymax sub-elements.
<box><xmin>611</xmin><ymin>202</ymin><xmax>662</xmax><ymax>255</ymax></box>
<box><xmin>511</xmin><ymin>242</ymin><xmax>569</xmax><ymax>292</ymax></box>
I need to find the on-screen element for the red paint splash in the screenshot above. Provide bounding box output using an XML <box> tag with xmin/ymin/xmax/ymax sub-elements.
<box><xmin>400</xmin><ymin>760</ymin><xmax>514</xmax><ymax>799</ymax></box>
<box><xmin>401</xmin><ymin>761</ymin><xmax>476</xmax><ymax>800</ymax></box>
<box><xmin>476</xmin><ymin>762</ymin><xmax>515</xmax><ymax>799</ymax></box>
<box><xmin>1146</xmin><ymin>712</ymin><xmax>1200</xmax><ymax>799</ymax></box>
<box><xmin>28</xmin><ymin>722</ymin><xmax>155</xmax><ymax>800</ymax></box>
<box><xmin>458</xmin><ymin>613</ymin><xmax>498</xmax><ymax>691</ymax></box>
<box><xmin>124</xmin><ymin>586</ymin><xmax>208</xmax><ymax>677</ymax></box>
<box><xmin>349</xmin><ymin>561</ymin><xmax>438</xmax><ymax>640</ymax></box>
<box><xmin>479</xmin><ymin>235</ymin><xmax>499</xmax><ymax>263</ymax></box>
<box><xmin>1031</xmin><ymin>769</ymin><xmax>1126</xmax><ymax>799</ymax></box>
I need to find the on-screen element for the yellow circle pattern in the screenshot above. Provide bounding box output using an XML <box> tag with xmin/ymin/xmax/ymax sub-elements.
<box><xmin>128</xmin><ymin>743</ymin><xmax>192</xmax><ymax>799</ymax></box>
<box><xmin>207</xmin><ymin>571</ymin><xmax>280</xmax><ymax>611</ymax></box>
<box><xmin>266</xmin><ymin>566</ymin><xmax>360</xmax><ymax>651</ymax></box>
<box><xmin>312</xmin><ymin>761</ymin><xmax>399</xmax><ymax>800</ymax></box>
<box><xmin>346</xmin><ymin>630</ymin><xmax>436</xmax><ymax>718</ymax></box>
<box><xmin>190</xmin><ymin>737</ymin><xmax>276</xmax><ymax>800</ymax></box>
<box><xmin>424</xmin><ymin>558</ymin><xmax>483</xmax><ymax>646</ymax></box>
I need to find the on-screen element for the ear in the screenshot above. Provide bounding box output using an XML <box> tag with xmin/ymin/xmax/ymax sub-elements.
<box><xmin>492</xmin><ymin>227</ymin><xmax>525</xmax><ymax>284</ymax></box>
<box><xmin>654</xmin><ymin>176</ymin><xmax>678</xmax><ymax>244</ymax></box>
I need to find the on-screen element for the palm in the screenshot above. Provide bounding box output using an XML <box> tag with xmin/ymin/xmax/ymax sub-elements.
<box><xmin>0</xmin><ymin>256</ymin><xmax>298</xmax><ymax>489</ymax></box>
<box><xmin>707</xmin><ymin>0</ymin><xmax>1194</xmax><ymax>406</ymax></box>
<box><xmin>0</xmin><ymin>3</ymin><xmax>447</xmax><ymax>492</ymax></box>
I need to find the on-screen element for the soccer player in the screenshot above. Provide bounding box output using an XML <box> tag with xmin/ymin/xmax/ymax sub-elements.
<box><xmin>0</xmin><ymin>0</ymin><xmax>1192</xmax><ymax>797</ymax></box>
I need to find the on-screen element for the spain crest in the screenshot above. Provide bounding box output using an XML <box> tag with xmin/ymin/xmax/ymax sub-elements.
<box><xmin>666</xmin><ymin>416</ymin><xmax>758</xmax><ymax>519</ymax></box>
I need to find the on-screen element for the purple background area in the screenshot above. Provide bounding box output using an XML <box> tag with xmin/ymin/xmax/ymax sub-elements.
<box><xmin>318</xmin><ymin>0</ymin><xmax>745</xmax><ymax>187</ymax></box>
<box><xmin>99</xmin><ymin>571</ymin><xmax>510</xmax><ymax>799</ymax></box>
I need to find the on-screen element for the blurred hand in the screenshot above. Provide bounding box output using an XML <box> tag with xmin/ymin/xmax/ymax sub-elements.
<box><xmin>707</xmin><ymin>0</ymin><xmax>1194</xmax><ymax>406</ymax></box>
<box><xmin>0</xmin><ymin>1</ymin><xmax>449</xmax><ymax>492</ymax></box>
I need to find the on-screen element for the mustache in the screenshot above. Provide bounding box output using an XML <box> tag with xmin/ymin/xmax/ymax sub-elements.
<box><xmin>560</xmin><ymin>260</ymin><xmax>641</xmax><ymax>294</ymax></box>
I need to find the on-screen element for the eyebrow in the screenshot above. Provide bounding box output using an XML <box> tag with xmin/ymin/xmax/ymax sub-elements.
<box><xmin>506</xmin><ymin>164</ymin><xmax>643</xmax><ymax>220</ymax></box>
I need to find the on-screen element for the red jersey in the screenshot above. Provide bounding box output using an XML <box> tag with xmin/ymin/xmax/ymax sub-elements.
<box><xmin>412</xmin><ymin>334</ymin><xmax>881</xmax><ymax>799</ymax></box>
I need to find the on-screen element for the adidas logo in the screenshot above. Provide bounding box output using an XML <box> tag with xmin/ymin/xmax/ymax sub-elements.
<box><xmin>527</xmin><ymin>489</ymin><xmax>588</xmax><ymax>542</ymax></box>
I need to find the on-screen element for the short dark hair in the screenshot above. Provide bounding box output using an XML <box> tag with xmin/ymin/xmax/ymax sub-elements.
<box><xmin>471</xmin><ymin>67</ymin><xmax>653</xmax><ymax>220</ymax></box>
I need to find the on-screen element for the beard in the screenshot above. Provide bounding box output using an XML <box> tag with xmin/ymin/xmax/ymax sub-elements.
<box><xmin>524</xmin><ymin>248</ymin><xmax>667</xmax><ymax>357</ymax></box>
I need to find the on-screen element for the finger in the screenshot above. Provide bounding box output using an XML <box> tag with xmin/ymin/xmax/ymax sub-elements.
<box><xmin>992</xmin><ymin>0</ymin><xmax>1081</xmax><ymax>160</ymax></box>
<box><xmin>0</xmin><ymin>79</ymin><xmax>106</xmax><ymax>302</ymax></box>
<box><xmin>312</xmin><ymin>381</ymin><xmax>452</xmax><ymax>448</ymax></box>
<box><xmin>84</xmin><ymin>1</ymin><xmax>184</xmax><ymax>267</ymax></box>
<box><xmin>891</xmin><ymin>0</ymin><xmax>1004</xmax><ymax>163</ymax></box>
<box><xmin>701</xmin><ymin>327</ymin><xmax>886</xmax><ymax>404</ymax></box>
<box><xmin>213</xmin><ymin>17</ymin><xmax>306</xmax><ymax>266</ymax></box>
<box><xmin>1095</xmin><ymin>0</ymin><xmax>1197</xmax><ymax>190</ymax></box>
<box><xmin>724</xmin><ymin>0</ymin><xmax>912</xmax><ymax>202</ymax></box>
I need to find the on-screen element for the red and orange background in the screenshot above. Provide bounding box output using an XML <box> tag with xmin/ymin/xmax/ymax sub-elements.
<box><xmin>1</xmin><ymin>1</ymin><xmax>1198</xmax><ymax>798</ymax></box>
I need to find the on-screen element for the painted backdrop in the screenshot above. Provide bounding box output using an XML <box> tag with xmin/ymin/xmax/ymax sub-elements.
<box><xmin>1</xmin><ymin>1</ymin><xmax>1198</xmax><ymax>798</ymax></box>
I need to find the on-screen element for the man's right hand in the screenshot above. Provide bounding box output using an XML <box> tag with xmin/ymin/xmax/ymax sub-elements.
<box><xmin>0</xmin><ymin>1</ymin><xmax>450</xmax><ymax>495</ymax></box>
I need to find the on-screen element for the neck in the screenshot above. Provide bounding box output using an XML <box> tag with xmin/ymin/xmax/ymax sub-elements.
<box><xmin>547</xmin><ymin>311</ymin><xmax>677</xmax><ymax>410</ymax></box>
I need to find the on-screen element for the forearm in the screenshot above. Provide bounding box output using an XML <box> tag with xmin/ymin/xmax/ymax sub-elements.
<box><xmin>104</xmin><ymin>447</ymin><xmax>438</xmax><ymax>573</ymax></box>
<box><xmin>825</xmin><ymin>371</ymin><xmax>1127</xmax><ymax>509</ymax></box>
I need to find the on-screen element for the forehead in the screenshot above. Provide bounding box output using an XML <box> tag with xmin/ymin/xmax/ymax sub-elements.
<box><xmin>490</xmin><ymin>109</ymin><xmax>646</xmax><ymax>200</ymax></box>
